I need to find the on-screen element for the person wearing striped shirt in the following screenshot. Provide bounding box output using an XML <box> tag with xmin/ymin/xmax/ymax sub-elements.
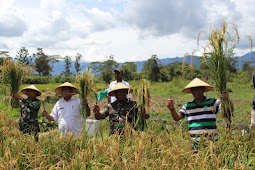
<box><xmin>166</xmin><ymin>78</ymin><xmax>234</xmax><ymax>146</ymax></box>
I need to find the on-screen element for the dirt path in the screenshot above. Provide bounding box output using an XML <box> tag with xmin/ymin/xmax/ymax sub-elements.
<box><xmin>87</xmin><ymin>95</ymin><xmax>251</xmax><ymax>115</ymax></box>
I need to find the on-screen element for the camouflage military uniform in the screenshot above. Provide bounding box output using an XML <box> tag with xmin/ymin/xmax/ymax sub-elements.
<box><xmin>101</xmin><ymin>100</ymin><xmax>138</xmax><ymax>134</ymax></box>
<box><xmin>19</xmin><ymin>98</ymin><xmax>41</xmax><ymax>141</ymax></box>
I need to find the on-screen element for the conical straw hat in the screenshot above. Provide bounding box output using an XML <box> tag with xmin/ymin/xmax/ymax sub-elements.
<box><xmin>108</xmin><ymin>83</ymin><xmax>133</xmax><ymax>96</ymax></box>
<box><xmin>55</xmin><ymin>82</ymin><xmax>79</xmax><ymax>95</ymax></box>
<box><xmin>182</xmin><ymin>78</ymin><xmax>213</xmax><ymax>93</ymax></box>
<box><xmin>21</xmin><ymin>85</ymin><xmax>41</xmax><ymax>96</ymax></box>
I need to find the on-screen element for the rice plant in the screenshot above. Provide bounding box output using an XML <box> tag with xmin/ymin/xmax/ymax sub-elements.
<box><xmin>1</xmin><ymin>59</ymin><xmax>27</xmax><ymax>108</ymax></box>
<box><xmin>1</xmin><ymin>82</ymin><xmax>255</xmax><ymax>169</ymax></box>
<box><xmin>133</xmin><ymin>79</ymin><xmax>151</xmax><ymax>131</ymax></box>
<box><xmin>75</xmin><ymin>67</ymin><xmax>96</xmax><ymax>117</ymax></box>
<box><xmin>2</xmin><ymin>105</ymin><xmax>255</xmax><ymax>169</ymax></box>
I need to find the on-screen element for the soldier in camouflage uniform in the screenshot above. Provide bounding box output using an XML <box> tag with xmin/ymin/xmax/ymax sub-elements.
<box><xmin>13</xmin><ymin>85</ymin><xmax>41</xmax><ymax>141</ymax></box>
<box><xmin>93</xmin><ymin>83</ymin><xmax>149</xmax><ymax>134</ymax></box>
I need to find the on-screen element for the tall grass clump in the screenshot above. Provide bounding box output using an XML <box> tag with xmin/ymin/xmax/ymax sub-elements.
<box><xmin>183</xmin><ymin>20</ymin><xmax>251</xmax><ymax>131</ymax></box>
<box><xmin>75</xmin><ymin>67</ymin><xmax>96</xmax><ymax>117</ymax></box>
<box><xmin>1</xmin><ymin>59</ymin><xmax>27</xmax><ymax>108</ymax></box>
<box><xmin>133</xmin><ymin>79</ymin><xmax>151</xmax><ymax>131</ymax></box>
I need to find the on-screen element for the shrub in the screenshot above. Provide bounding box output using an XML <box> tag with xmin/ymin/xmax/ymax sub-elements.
<box><xmin>24</xmin><ymin>76</ymin><xmax>51</xmax><ymax>84</ymax></box>
<box><xmin>59</xmin><ymin>77</ymin><xmax>75</xmax><ymax>83</ymax></box>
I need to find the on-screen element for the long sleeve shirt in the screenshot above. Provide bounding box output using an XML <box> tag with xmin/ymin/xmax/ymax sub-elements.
<box><xmin>20</xmin><ymin>98</ymin><xmax>41</xmax><ymax>124</ymax></box>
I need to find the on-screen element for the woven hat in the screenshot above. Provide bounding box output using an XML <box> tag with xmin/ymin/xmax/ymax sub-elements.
<box><xmin>108</xmin><ymin>83</ymin><xmax>133</xmax><ymax>96</ymax></box>
<box><xmin>21</xmin><ymin>85</ymin><xmax>41</xmax><ymax>96</ymax></box>
<box><xmin>55</xmin><ymin>82</ymin><xmax>79</xmax><ymax>95</ymax></box>
<box><xmin>182</xmin><ymin>78</ymin><xmax>213</xmax><ymax>93</ymax></box>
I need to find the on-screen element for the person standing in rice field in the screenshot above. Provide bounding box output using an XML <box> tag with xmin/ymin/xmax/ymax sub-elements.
<box><xmin>93</xmin><ymin>83</ymin><xmax>149</xmax><ymax>135</ymax></box>
<box><xmin>12</xmin><ymin>85</ymin><xmax>42</xmax><ymax>142</ymax></box>
<box><xmin>42</xmin><ymin>82</ymin><xmax>90</xmax><ymax>137</ymax></box>
<box><xmin>108</xmin><ymin>68</ymin><xmax>132</xmax><ymax>103</ymax></box>
<box><xmin>251</xmin><ymin>73</ymin><xmax>255</xmax><ymax>130</ymax></box>
<box><xmin>166</xmin><ymin>78</ymin><xmax>234</xmax><ymax>148</ymax></box>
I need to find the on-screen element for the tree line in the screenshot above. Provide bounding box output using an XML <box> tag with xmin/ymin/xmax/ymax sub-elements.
<box><xmin>1</xmin><ymin>47</ymin><xmax>255</xmax><ymax>84</ymax></box>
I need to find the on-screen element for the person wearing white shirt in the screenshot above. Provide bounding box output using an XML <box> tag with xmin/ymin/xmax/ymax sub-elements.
<box><xmin>108</xmin><ymin>68</ymin><xmax>132</xmax><ymax>103</ymax></box>
<box><xmin>42</xmin><ymin>82</ymin><xmax>90</xmax><ymax>136</ymax></box>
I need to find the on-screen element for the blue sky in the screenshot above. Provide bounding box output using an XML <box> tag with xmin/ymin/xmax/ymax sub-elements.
<box><xmin>0</xmin><ymin>0</ymin><xmax>255</xmax><ymax>63</ymax></box>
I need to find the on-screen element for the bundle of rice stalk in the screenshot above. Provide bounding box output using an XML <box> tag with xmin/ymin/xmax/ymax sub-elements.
<box><xmin>202</xmin><ymin>21</ymin><xmax>239</xmax><ymax>131</ymax></box>
<box><xmin>1</xmin><ymin>59</ymin><xmax>27</xmax><ymax>108</ymax></box>
<box><xmin>75</xmin><ymin>67</ymin><xmax>96</xmax><ymax>117</ymax></box>
<box><xmin>133</xmin><ymin>79</ymin><xmax>150</xmax><ymax>131</ymax></box>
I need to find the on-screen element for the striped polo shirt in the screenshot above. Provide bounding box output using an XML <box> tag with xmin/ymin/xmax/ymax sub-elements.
<box><xmin>178</xmin><ymin>97</ymin><xmax>221</xmax><ymax>135</ymax></box>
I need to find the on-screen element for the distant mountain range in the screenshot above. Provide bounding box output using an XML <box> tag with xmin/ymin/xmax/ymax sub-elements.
<box><xmin>52</xmin><ymin>52</ymin><xmax>255</xmax><ymax>76</ymax></box>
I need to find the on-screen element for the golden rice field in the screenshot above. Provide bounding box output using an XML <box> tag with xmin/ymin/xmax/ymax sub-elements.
<box><xmin>1</xmin><ymin>79</ymin><xmax>255</xmax><ymax>169</ymax></box>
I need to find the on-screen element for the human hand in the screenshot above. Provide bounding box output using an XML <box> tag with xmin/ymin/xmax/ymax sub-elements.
<box><xmin>14</xmin><ymin>92</ymin><xmax>19</xmax><ymax>97</ymax></box>
<box><xmin>93</xmin><ymin>104</ymin><xmax>100</xmax><ymax>113</ymax></box>
<box><xmin>220</xmin><ymin>91</ymin><xmax>229</xmax><ymax>99</ymax></box>
<box><xmin>166</xmin><ymin>99</ymin><xmax>175</xmax><ymax>110</ymax></box>
<box><xmin>42</xmin><ymin>110</ymin><xmax>48</xmax><ymax>117</ymax></box>
<box><xmin>11</xmin><ymin>92</ymin><xmax>23</xmax><ymax>100</ymax></box>
<box><xmin>10</xmin><ymin>91</ymin><xmax>17</xmax><ymax>97</ymax></box>
<box><xmin>82</xmin><ymin>98</ymin><xmax>88</xmax><ymax>105</ymax></box>
<box><xmin>140</xmin><ymin>108</ymin><xmax>147</xmax><ymax>116</ymax></box>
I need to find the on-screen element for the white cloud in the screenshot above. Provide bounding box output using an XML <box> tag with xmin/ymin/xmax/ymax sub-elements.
<box><xmin>0</xmin><ymin>1</ymin><xmax>27</xmax><ymax>37</ymax></box>
<box><xmin>19</xmin><ymin>1</ymin><xmax>116</xmax><ymax>51</ymax></box>
<box><xmin>73</xmin><ymin>28</ymin><xmax>198</xmax><ymax>63</ymax></box>
<box><xmin>0</xmin><ymin>0</ymin><xmax>15</xmax><ymax>10</ymax></box>
<box><xmin>41</xmin><ymin>0</ymin><xmax>65</xmax><ymax>10</ymax></box>
<box><xmin>77</xmin><ymin>6</ymin><xmax>115</xmax><ymax>32</ymax></box>
<box><xmin>1</xmin><ymin>0</ymin><xmax>255</xmax><ymax>63</ymax></box>
<box><xmin>122</xmin><ymin>0</ymin><xmax>207</xmax><ymax>38</ymax></box>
